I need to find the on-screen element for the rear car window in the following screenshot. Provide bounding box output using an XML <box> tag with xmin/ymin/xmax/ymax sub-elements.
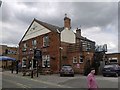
<box><xmin>62</xmin><ymin>66</ymin><xmax>72</xmax><ymax>69</ymax></box>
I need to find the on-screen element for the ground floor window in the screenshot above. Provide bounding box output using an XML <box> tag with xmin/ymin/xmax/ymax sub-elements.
<box><xmin>109</xmin><ymin>58</ymin><xmax>118</xmax><ymax>64</ymax></box>
<box><xmin>22</xmin><ymin>58</ymin><xmax>27</xmax><ymax>68</ymax></box>
<box><xmin>73</xmin><ymin>57</ymin><xmax>77</xmax><ymax>63</ymax></box>
<box><xmin>79</xmin><ymin>56</ymin><xmax>83</xmax><ymax>63</ymax></box>
<box><xmin>42</xmin><ymin>55</ymin><xmax>50</xmax><ymax>68</ymax></box>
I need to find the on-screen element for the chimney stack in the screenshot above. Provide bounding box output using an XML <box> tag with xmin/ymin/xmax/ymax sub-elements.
<box><xmin>64</xmin><ymin>14</ymin><xmax>71</xmax><ymax>30</ymax></box>
<box><xmin>76</xmin><ymin>28</ymin><xmax>81</xmax><ymax>36</ymax></box>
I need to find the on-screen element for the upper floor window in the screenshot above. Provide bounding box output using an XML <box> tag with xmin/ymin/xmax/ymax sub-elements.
<box><xmin>79</xmin><ymin>56</ymin><xmax>83</xmax><ymax>63</ymax></box>
<box><xmin>73</xmin><ymin>57</ymin><xmax>77</xmax><ymax>63</ymax></box>
<box><xmin>43</xmin><ymin>35</ymin><xmax>49</xmax><ymax>47</ymax></box>
<box><xmin>32</xmin><ymin>39</ymin><xmax>37</xmax><ymax>46</ymax></box>
<box><xmin>22</xmin><ymin>58</ymin><xmax>27</xmax><ymax>68</ymax></box>
<box><xmin>23</xmin><ymin>43</ymin><xmax>27</xmax><ymax>48</ymax></box>
<box><xmin>86</xmin><ymin>42</ymin><xmax>91</xmax><ymax>51</ymax></box>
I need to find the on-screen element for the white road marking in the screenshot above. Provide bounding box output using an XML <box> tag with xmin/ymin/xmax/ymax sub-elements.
<box><xmin>3</xmin><ymin>79</ymin><xmax>31</xmax><ymax>88</ymax></box>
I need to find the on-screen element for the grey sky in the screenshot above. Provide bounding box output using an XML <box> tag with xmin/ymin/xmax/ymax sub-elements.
<box><xmin>0</xmin><ymin>0</ymin><xmax>119</xmax><ymax>53</ymax></box>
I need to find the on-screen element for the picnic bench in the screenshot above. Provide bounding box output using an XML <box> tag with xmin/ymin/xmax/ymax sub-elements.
<box><xmin>22</xmin><ymin>69</ymin><xmax>37</xmax><ymax>76</ymax></box>
<box><xmin>40</xmin><ymin>69</ymin><xmax>53</xmax><ymax>75</ymax></box>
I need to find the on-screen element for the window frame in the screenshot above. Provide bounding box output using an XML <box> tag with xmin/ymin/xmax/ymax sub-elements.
<box><xmin>42</xmin><ymin>55</ymin><xmax>50</xmax><ymax>68</ymax></box>
<box><xmin>73</xmin><ymin>57</ymin><xmax>77</xmax><ymax>64</ymax></box>
<box><xmin>32</xmin><ymin>39</ymin><xmax>37</xmax><ymax>46</ymax></box>
<box><xmin>79</xmin><ymin>56</ymin><xmax>83</xmax><ymax>63</ymax></box>
<box><xmin>43</xmin><ymin>35</ymin><xmax>49</xmax><ymax>47</ymax></box>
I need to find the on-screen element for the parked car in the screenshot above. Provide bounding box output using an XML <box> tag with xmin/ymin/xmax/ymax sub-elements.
<box><xmin>60</xmin><ymin>65</ymin><xmax>74</xmax><ymax>77</ymax></box>
<box><xmin>102</xmin><ymin>64</ymin><xmax>120</xmax><ymax>77</ymax></box>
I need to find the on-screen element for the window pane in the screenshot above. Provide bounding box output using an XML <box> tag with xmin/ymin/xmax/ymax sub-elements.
<box><xmin>43</xmin><ymin>35</ymin><xmax>49</xmax><ymax>47</ymax></box>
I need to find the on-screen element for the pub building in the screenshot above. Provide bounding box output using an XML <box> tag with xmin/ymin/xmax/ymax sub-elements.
<box><xmin>19</xmin><ymin>14</ymin><xmax>95</xmax><ymax>74</ymax></box>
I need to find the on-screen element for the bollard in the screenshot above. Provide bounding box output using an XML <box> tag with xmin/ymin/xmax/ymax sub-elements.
<box><xmin>11</xmin><ymin>61</ymin><xmax>13</xmax><ymax>73</ymax></box>
<box><xmin>11</xmin><ymin>68</ymin><xmax>13</xmax><ymax>73</ymax></box>
<box><xmin>37</xmin><ymin>69</ymin><xmax>38</xmax><ymax>77</ymax></box>
<box><xmin>31</xmin><ymin>70</ymin><xmax>33</xmax><ymax>78</ymax></box>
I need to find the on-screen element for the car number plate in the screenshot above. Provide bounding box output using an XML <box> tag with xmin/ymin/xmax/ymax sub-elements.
<box><xmin>106</xmin><ymin>70</ymin><xmax>110</xmax><ymax>71</ymax></box>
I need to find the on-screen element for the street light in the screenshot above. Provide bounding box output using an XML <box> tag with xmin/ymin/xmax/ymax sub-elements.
<box><xmin>57</xmin><ymin>28</ymin><xmax>62</xmax><ymax>71</ymax></box>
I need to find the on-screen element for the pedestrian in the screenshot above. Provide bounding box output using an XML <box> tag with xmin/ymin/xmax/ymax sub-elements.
<box><xmin>87</xmin><ymin>68</ymin><xmax>98</xmax><ymax>90</ymax></box>
<box><xmin>18</xmin><ymin>61</ymin><xmax>22</xmax><ymax>72</ymax></box>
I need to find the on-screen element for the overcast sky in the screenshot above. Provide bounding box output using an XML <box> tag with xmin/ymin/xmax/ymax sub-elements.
<box><xmin>0</xmin><ymin>0</ymin><xmax>119</xmax><ymax>53</ymax></box>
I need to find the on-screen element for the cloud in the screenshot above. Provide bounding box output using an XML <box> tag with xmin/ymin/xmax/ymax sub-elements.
<box><xmin>1</xmin><ymin>1</ymin><xmax>118</xmax><ymax>53</ymax></box>
<box><xmin>82</xmin><ymin>25</ymin><xmax>118</xmax><ymax>53</ymax></box>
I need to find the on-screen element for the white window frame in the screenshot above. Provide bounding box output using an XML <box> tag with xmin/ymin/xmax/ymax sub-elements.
<box><xmin>73</xmin><ymin>57</ymin><xmax>77</xmax><ymax>63</ymax></box>
<box><xmin>22</xmin><ymin>58</ymin><xmax>27</xmax><ymax>68</ymax></box>
<box><xmin>32</xmin><ymin>39</ymin><xmax>37</xmax><ymax>46</ymax></box>
<box><xmin>42</xmin><ymin>55</ymin><xmax>50</xmax><ymax>67</ymax></box>
<box><xmin>23</xmin><ymin>43</ymin><xmax>27</xmax><ymax>48</ymax></box>
<box><xmin>43</xmin><ymin>35</ymin><xmax>49</xmax><ymax>47</ymax></box>
<box><xmin>109</xmin><ymin>58</ymin><xmax>118</xmax><ymax>64</ymax></box>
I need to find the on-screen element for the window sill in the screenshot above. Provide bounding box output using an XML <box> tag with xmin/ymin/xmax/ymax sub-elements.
<box><xmin>79</xmin><ymin>62</ymin><xmax>83</xmax><ymax>64</ymax></box>
<box><xmin>42</xmin><ymin>45</ymin><xmax>50</xmax><ymax>48</ymax></box>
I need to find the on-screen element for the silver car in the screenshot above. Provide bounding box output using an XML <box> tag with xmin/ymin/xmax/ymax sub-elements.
<box><xmin>60</xmin><ymin>65</ymin><xmax>74</xmax><ymax>77</ymax></box>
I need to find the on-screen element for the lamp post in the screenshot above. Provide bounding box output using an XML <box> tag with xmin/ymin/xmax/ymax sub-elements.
<box><xmin>57</xmin><ymin>29</ymin><xmax>62</xmax><ymax>71</ymax></box>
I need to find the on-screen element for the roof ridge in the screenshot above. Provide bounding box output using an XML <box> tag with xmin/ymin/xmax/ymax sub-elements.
<box><xmin>34</xmin><ymin>18</ymin><xmax>61</xmax><ymax>29</ymax></box>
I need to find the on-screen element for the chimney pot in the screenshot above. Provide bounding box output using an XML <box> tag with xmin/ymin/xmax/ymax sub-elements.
<box><xmin>64</xmin><ymin>14</ymin><xmax>71</xmax><ymax>30</ymax></box>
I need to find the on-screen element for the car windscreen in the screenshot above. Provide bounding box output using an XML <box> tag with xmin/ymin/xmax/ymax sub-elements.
<box><xmin>104</xmin><ymin>65</ymin><xmax>114</xmax><ymax>68</ymax></box>
<box><xmin>104</xmin><ymin>65</ymin><xmax>119</xmax><ymax>69</ymax></box>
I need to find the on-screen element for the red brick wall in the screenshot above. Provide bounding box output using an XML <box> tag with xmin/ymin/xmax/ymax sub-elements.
<box><xmin>19</xmin><ymin>32</ymin><xmax>61</xmax><ymax>73</ymax></box>
<box><xmin>106</xmin><ymin>53</ymin><xmax>120</xmax><ymax>65</ymax></box>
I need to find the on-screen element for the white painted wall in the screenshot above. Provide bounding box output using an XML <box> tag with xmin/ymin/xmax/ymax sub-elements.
<box><xmin>61</xmin><ymin>28</ymin><xmax>75</xmax><ymax>43</ymax></box>
<box><xmin>22</xmin><ymin>21</ymin><xmax>51</xmax><ymax>41</ymax></box>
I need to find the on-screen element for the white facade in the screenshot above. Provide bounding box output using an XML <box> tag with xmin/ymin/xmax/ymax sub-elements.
<box><xmin>22</xmin><ymin>21</ymin><xmax>51</xmax><ymax>41</ymax></box>
<box><xmin>61</xmin><ymin>28</ymin><xmax>75</xmax><ymax>43</ymax></box>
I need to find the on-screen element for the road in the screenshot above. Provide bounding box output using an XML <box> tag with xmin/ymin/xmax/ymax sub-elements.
<box><xmin>1</xmin><ymin>71</ymin><xmax>119</xmax><ymax>90</ymax></box>
<box><xmin>2</xmin><ymin>72</ymin><xmax>70</xmax><ymax>88</ymax></box>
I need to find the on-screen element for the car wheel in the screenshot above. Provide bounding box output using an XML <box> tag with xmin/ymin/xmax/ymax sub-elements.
<box><xmin>60</xmin><ymin>74</ymin><xmax>63</xmax><ymax>77</ymax></box>
<box><xmin>103</xmin><ymin>74</ymin><xmax>106</xmax><ymax>77</ymax></box>
<box><xmin>71</xmin><ymin>74</ymin><xmax>74</xmax><ymax>77</ymax></box>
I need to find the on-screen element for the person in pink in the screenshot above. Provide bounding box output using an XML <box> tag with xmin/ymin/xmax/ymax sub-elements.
<box><xmin>87</xmin><ymin>68</ymin><xmax>98</xmax><ymax>90</ymax></box>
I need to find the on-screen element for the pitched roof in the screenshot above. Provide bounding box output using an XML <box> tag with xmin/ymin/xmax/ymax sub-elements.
<box><xmin>75</xmin><ymin>33</ymin><xmax>95</xmax><ymax>43</ymax></box>
<box><xmin>19</xmin><ymin>18</ymin><xmax>64</xmax><ymax>44</ymax></box>
<box><xmin>34</xmin><ymin>18</ymin><xmax>64</xmax><ymax>33</ymax></box>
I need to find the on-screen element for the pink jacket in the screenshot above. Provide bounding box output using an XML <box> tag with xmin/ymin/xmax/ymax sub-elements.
<box><xmin>87</xmin><ymin>73</ymin><xmax>98</xmax><ymax>90</ymax></box>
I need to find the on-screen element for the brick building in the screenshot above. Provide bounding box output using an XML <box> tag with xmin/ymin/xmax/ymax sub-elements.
<box><xmin>0</xmin><ymin>45</ymin><xmax>18</xmax><ymax>68</ymax></box>
<box><xmin>106</xmin><ymin>53</ymin><xmax>120</xmax><ymax>65</ymax></box>
<box><xmin>19</xmin><ymin>15</ymin><xmax>95</xmax><ymax>74</ymax></box>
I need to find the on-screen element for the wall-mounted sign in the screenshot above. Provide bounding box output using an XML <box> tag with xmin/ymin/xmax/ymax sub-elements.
<box><xmin>34</xmin><ymin>49</ymin><xmax>42</xmax><ymax>60</ymax></box>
